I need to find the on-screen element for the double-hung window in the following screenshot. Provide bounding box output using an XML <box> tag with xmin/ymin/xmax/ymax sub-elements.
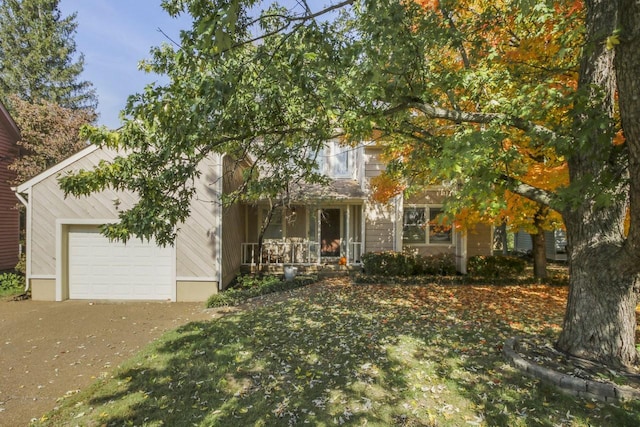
<box><xmin>316</xmin><ymin>140</ymin><xmax>351</xmax><ymax>178</ymax></box>
<box><xmin>328</xmin><ymin>143</ymin><xmax>350</xmax><ymax>177</ymax></box>
<box><xmin>308</xmin><ymin>140</ymin><xmax>353</xmax><ymax>178</ymax></box>
<box><xmin>402</xmin><ymin>206</ymin><xmax>452</xmax><ymax>245</ymax></box>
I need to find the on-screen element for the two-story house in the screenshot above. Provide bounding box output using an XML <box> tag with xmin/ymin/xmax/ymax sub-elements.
<box><xmin>239</xmin><ymin>141</ymin><xmax>493</xmax><ymax>274</ymax></box>
<box><xmin>14</xmin><ymin>140</ymin><xmax>493</xmax><ymax>302</ymax></box>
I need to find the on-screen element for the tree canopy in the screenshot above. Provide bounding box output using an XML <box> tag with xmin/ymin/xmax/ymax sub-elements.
<box><xmin>7</xmin><ymin>95</ymin><xmax>95</xmax><ymax>183</ymax></box>
<box><xmin>0</xmin><ymin>0</ymin><xmax>97</xmax><ymax>110</ymax></box>
<box><xmin>61</xmin><ymin>0</ymin><xmax>640</xmax><ymax>368</ymax></box>
<box><xmin>63</xmin><ymin>0</ymin><xmax>586</xmax><ymax>241</ymax></box>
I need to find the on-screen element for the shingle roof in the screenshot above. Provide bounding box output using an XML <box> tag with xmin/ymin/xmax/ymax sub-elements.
<box><xmin>289</xmin><ymin>179</ymin><xmax>367</xmax><ymax>202</ymax></box>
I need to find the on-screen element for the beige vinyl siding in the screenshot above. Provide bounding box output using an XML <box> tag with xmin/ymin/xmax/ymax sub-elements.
<box><xmin>363</xmin><ymin>145</ymin><xmax>395</xmax><ymax>253</ymax></box>
<box><xmin>364</xmin><ymin>203</ymin><xmax>396</xmax><ymax>252</ymax></box>
<box><xmin>363</xmin><ymin>145</ymin><xmax>387</xmax><ymax>179</ymax></box>
<box><xmin>466</xmin><ymin>223</ymin><xmax>493</xmax><ymax>257</ymax></box>
<box><xmin>29</xmin><ymin>148</ymin><xmax>133</xmax><ymax>276</ymax></box>
<box><xmin>0</xmin><ymin>123</ymin><xmax>19</xmax><ymax>270</ymax></box>
<box><xmin>408</xmin><ymin>246</ymin><xmax>455</xmax><ymax>257</ymax></box>
<box><xmin>175</xmin><ymin>156</ymin><xmax>219</xmax><ymax>279</ymax></box>
<box><xmin>29</xmin><ymin>147</ymin><xmax>223</xmax><ymax>282</ymax></box>
<box><xmin>220</xmin><ymin>156</ymin><xmax>245</xmax><ymax>288</ymax></box>
<box><xmin>404</xmin><ymin>190</ymin><xmax>447</xmax><ymax>206</ymax></box>
<box><xmin>287</xmin><ymin>205</ymin><xmax>307</xmax><ymax>238</ymax></box>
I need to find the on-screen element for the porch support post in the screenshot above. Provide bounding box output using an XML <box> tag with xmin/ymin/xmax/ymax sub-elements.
<box><xmin>317</xmin><ymin>208</ymin><xmax>321</xmax><ymax>264</ymax></box>
<box><xmin>361</xmin><ymin>203</ymin><xmax>366</xmax><ymax>257</ymax></box>
<box><xmin>346</xmin><ymin>205</ymin><xmax>350</xmax><ymax>263</ymax></box>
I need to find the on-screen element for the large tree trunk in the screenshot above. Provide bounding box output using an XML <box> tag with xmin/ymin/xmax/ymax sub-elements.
<box><xmin>556</xmin><ymin>0</ymin><xmax>639</xmax><ymax>368</ymax></box>
<box><xmin>530</xmin><ymin>206</ymin><xmax>548</xmax><ymax>280</ymax></box>
<box><xmin>530</xmin><ymin>229</ymin><xmax>547</xmax><ymax>280</ymax></box>
<box><xmin>617</xmin><ymin>2</ymin><xmax>640</xmax><ymax>271</ymax></box>
<box><xmin>558</xmin><ymin>220</ymin><xmax>638</xmax><ymax>368</ymax></box>
<box><xmin>494</xmin><ymin>222</ymin><xmax>508</xmax><ymax>255</ymax></box>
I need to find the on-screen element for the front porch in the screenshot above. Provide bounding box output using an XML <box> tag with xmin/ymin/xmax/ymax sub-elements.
<box><xmin>240</xmin><ymin>203</ymin><xmax>364</xmax><ymax>269</ymax></box>
<box><xmin>239</xmin><ymin>259</ymin><xmax>363</xmax><ymax>277</ymax></box>
<box><xmin>241</xmin><ymin>238</ymin><xmax>363</xmax><ymax>266</ymax></box>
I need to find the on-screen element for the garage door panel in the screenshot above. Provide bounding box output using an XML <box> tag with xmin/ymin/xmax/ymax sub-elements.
<box><xmin>68</xmin><ymin>226</ymin><xmax>173</xmax><ymax>300</ymax></box>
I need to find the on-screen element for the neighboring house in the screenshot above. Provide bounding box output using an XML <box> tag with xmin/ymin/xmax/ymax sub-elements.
<box><xmin>0</xmin><ymin>100</ymin><xmax>21</xmax><ymax>271</ymax></box>
<box><xmin>514</xmin><ymin>229</ymin><xmax>567</xmax><ymax>261</ymax></box>
<box><xmin>15</xmin><ymin>141</ymin><xmax>493</xmax><ymax>302</ymax></box>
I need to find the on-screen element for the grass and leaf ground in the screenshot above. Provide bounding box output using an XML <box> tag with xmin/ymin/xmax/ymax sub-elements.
<box><xmin>0</xmin><ymin>271</ymin><xmax>25</xmax><ymax>299</ymax></box>
<box><xmin>35</xmin><ymin>279</ymin><xmax>640</xmax><ymax>426</ymax></box>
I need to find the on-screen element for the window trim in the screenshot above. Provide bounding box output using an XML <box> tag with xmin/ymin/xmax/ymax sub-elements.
<box><xmin>320</xmin><ymin>140</ymin><xmax>352</xmax><ymax>179</ymax></box>
<box><xmin>402</xmin><ymin>205</ymin><xmax>454</xmax><ymax>246</ymax></box>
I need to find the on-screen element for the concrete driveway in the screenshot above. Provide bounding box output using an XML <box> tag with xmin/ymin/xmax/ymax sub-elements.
<box><xmin>0</xmin><ymin>299</ymin><xmax>215</xmax><ymax>426</ymax></box>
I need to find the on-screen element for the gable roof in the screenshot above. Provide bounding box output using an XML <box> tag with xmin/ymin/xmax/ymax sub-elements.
<box><xmin>15</xmin><ymin>144</ymin><xmax>99</xmax><ymax>193</ymax></box>
<box><xmin>0</xmin><ymin>100</ymin><xmax>20</xmax><ymax>140</ymax></box>
<box><xmin>256</xmin><ymin>179</ymin><xmax>366</xmax><ymax>204</ymax></box>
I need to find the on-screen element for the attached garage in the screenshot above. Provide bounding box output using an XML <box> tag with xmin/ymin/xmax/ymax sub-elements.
<box><xmin>13</xmin><ymin>145</ymin><xmax>233</xmax><ymax>302</ymax></box>
<box><xmin>67</xmin><ymin>225</ymin><xmax>173</xmax><ymax>300</ymax></box>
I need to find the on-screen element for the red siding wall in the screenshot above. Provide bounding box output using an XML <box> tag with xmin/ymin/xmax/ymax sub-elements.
<box><xmin>0</xmin><ymin>109</ymin><xmax>20</xmax><ymax>271</ymax></box>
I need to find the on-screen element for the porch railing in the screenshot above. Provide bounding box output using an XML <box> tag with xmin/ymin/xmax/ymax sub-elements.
<box><xmin>349</xmin><ymin>240</ymin><xmax>362</xmax><ymax>265</ymax></box>
<box><xmin>241</xmin><ymin>239</ymin><xmax>362</xmax><ymax>266</ymax></box>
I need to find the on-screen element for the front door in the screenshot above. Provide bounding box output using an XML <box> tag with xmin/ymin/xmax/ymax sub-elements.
<box><xmin>320</xmin><ymin>209</ymin><xmax>341</xmax><ymax>257</ymax></box>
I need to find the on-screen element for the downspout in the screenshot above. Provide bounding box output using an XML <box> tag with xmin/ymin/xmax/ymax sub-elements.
<box><xmin>393</xmin><ymin>194</ymin><xmax>403</xmax><ymax>251</ymax></box>
<box><xmin>361</xmin><ymin>202</ymin><xmax>366</xmax><ymax>258</ymax></box>
<box><xmin>216</xmin><ymin>155</ymin><xmax>225</xmax><ymax>291</ymax></box>
<box><xmin>392</xmin><ymin>197</ymin><xmax>397</xmax><ymax>251</ymax></box>
<box><xmin>11</xmin><ymin>187</ymin><xmax>30</xmax><ymax>292</ymax></box>
<box><xmin>317</xmin><ymin>208</ymin><xmax>322</xmax><ymax>263</ymax></box>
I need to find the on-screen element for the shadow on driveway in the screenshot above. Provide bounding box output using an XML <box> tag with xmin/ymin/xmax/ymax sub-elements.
<box><xmin>0</xmin><ymin>299</ymin><xmax>214</xmax><ymax>426</ymax></box>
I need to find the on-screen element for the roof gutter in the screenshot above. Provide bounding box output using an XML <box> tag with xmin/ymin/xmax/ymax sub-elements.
<box><xmin>12</xmin><ymin>187</ymin><xmax>27</xmax><ymax>210</ymax></box>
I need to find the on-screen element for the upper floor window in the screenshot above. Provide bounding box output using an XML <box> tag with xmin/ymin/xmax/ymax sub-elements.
<box><xmin>402</xmin><ymin>206</ymin><xmax>452</xmax><ymax>245</ymax></box>
<box><xmin>317</xmin><ymin>141</ymin><xmax>352</xmax><ymax>178</ymax></box>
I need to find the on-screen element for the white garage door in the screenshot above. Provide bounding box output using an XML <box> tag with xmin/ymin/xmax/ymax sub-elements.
<box><xmin>68</xmin><ymin>225</ymin><xmax>173</xmax><ymax>300</ymax></box>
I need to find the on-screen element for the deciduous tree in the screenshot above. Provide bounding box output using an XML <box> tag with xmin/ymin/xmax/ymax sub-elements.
<box><xmin>7</xmin><ymin>95</ymin><xmax>95</xmax><ymax>183</ymax></box>
<box><xmin>60</xmin><ymin>0</ymin><xmax>639</xmax><ymax>368</ymax></box>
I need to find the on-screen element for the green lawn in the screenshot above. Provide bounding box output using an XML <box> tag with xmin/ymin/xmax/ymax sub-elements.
<box><xmin>35</xmin><ymin>280</ymin><xmax>640</xmax><ymax>426</ymax></box>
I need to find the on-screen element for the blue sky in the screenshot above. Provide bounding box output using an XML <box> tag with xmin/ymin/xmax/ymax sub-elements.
<box><xmin>59</xmin><ymin>0</ymin><xmax>322</xmax><ymax>130</ymax></box>
<box><xmin>59</xmin><ymin>1</ymin><xmax>192</xmax><ymax>129</ymax></box>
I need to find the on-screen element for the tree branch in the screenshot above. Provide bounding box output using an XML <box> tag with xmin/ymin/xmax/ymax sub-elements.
<box><xmin>500</xmin><ymin>174</ymin><xmax>557</xmax><ymax>207</ymax></box>
<box><xmin>402</xmin><ymin>100</ymin><xmax>562</xmax><ymax>142</ymax></box>
<box><xmin>219</xmin><ymin>0</ymin><xmax>354</xmax><ymax>56</ymax></box>
<box><xmin>379</xmin><ymin>101</ymin><xmax>563</xmax><ymax>208</ymax></box>
<box><xmin>157</xmin><ymin>27</ymin><xmax>181</xmax><ymax>48</ymax></box>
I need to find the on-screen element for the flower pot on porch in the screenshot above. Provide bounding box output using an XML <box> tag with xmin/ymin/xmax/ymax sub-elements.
<box><xmin>284</xmin><ymin>266</ymin><xmax>298</xmax><ymax>281</ymax></box>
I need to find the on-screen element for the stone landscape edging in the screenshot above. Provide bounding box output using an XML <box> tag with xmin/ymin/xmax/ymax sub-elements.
<box><xmin>503</xmin><ymin>337</ymin><xmax>640</xmax><ymax>402</ymax></box>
